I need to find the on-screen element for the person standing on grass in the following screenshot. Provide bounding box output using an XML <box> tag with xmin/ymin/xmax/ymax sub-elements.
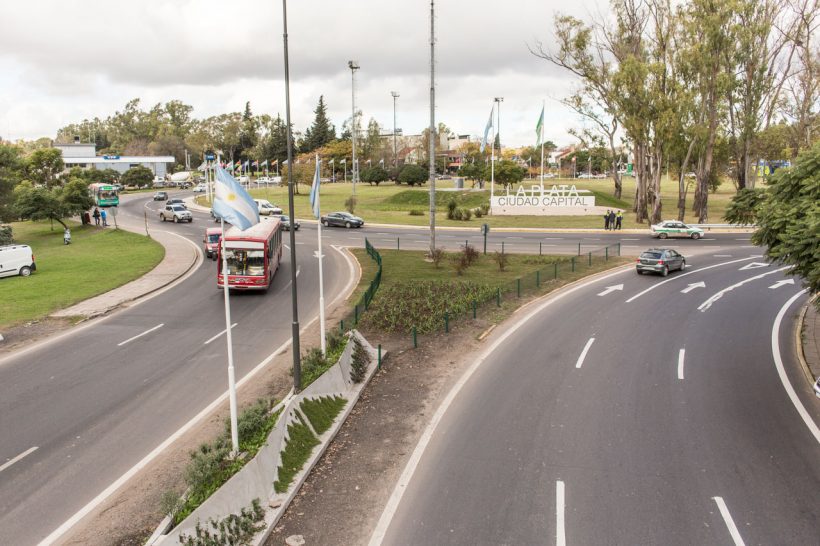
<box><xmin>604</xmin><ymin>209</ymin><xmax>611</xmax><ymax>230</ymax></box>
<box><xmin>609</xmin><ymin>209</ymin><xmax>616</xmax><ymax>231</ymax></box>
<box><xmin>100</xmin><ymin>208</ymin><xmax>107</xmax><ymax>227</ymax></box>
<box><xmin>92</xmin><ymin>207</ymin><xmax>100</xmax><ymax>226</ymax></box>
<box><xmin>616</xmin><ymin>210</ymin><xmax>623</xmax><ymax>230</ymax></box>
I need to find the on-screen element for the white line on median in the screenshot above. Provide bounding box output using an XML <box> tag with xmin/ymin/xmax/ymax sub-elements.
<box><xmin>557</xmin><ymin>480</ymin><xmax>566</xmax><ymax>546</ymax></box>
<box><xmin>575</xmin><ymin>338</ymin><xmax>595</xmax><ymax>368</ymax></box>
<box><xmin>713</xmin><ymin>496</ymin><xmax>746</xmax><ymax>546</ymax></box>
<box><xmin>204</xmin><ymin>323</ymin><xmax>237</xmax><ymax>345</ymax></box>
<box><xmin>698</xmin><ymin>267</ymin><xmax>789</xmax><ymax>312</ymax></box>
<box><xmin>678</xmin><ymin>349</ymin><xmax>685</xmax><ymax>380</ymax></box>
<box><xmin>0</xmin><ymin>446</ymin><xmax>38</xmax><ymax>474</ymax></box>
<box><xmin>772</xmin><ymin>290</ymin><xmax>820</xmax><ymax>444</ymax></box>
<box><xmin>117</xmin><ymin>324</ymin><xmax>164</xmax><ymax>347</ymax></box>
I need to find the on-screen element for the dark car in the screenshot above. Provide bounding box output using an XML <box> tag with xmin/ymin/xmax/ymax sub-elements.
<box><xmin>153</xmin><ymin>191</ymin><xmax>168</xmax><ymax>201</ymax></box>
<box><xmin>271</xmin><ymin>214</ymin><xmax>300</xmax><ymax>231</ymax></box>
<box><xmin>636</xmin><ymin>248</ymin><xmax>686</xmax><ymax>276</ymax></box>
<box><xmin>321</xmin><ymin>211</ymin><xmax>364</xmax><ymax>228</ymax></box>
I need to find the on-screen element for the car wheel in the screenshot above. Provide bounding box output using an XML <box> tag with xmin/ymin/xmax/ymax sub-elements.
<box><xmin>691</xmin><ymin>233</ymin><xmax>701</xmax><ymax>240</ymax></box>
<box><xmin>345</xmin><ymin>221</ymin><xmax>352</xmax><ymax>228</ymax></box>
<box><xmin>160</xmin><ymin>215</ymin><xmax>165</xmax><ymax>222</ymax></box>
<box><xmin>637</xmin><ymin>270</ymin><xmax>644</xmax><ymax>275</ymax></box>
<box><xmin>19</xmin><ymin>266</ymin><xmax>32</xmax><ymax>277</ymax></box>
<box><xmin>322</xmin><ymin>219</ymin><xmax>328</xmax><ymax>227</ymax></box>
<box><xmin>173</xmin><ymin>216</ymin><xmax>178</xmax><ymax>223</ymax></box>
<box><xmin>188</xmin><ymin>218</ymin><xmax>193</xmax><ymax>223</ymax></box>
<box><xmin>679</xmin><ymin>260</ymin><xmax>686</xmax><ymax>271</ymax></box>
<box><xmin>659</xmin><ymin>232</ymin><xmax>668</xmax><ymax>239</ymax></box>
<box><xmin>661</xmin><ymin>266</ymin><xmax>669</xmax><ymax>277</ymax></box>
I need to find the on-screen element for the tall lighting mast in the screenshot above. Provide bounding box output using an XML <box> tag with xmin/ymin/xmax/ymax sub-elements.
<box><xmin>428</xmin><ymin>0</ymin><xmax>436</xmax><ymax>255</ymax></box>
<box><xmin>391</xmin><ymin>91</ymin><xmax>400</xmax><ymax>170</ymax></box>
<box><xmin>348</xmin><ymin>60</ymin><xmax>360</xmax><ymax>196</ymax></box>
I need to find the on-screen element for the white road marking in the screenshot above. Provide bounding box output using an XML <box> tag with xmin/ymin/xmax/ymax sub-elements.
<box><xmin>556</xmin><ymin>480</ymin><xmax>566</xmax><ymax>546</ymax></box>
<box><xmin>284</xmin><ymin>244</ymin><xmax>290</xmax><ymax>250</ymax></box>
<box><xmin>597</xmin><ymin>284</ymin><xmax>623</xmax><ymax>296</ymax></box>
<box><xmin>734</xmin><ymin>237</ymin><xmax>752</xmax><ymax>241</ymax></box>
<box><xmin>543</xmin><ymin>237</ymin><xmax>564</xmax><ymax>240</ymax></box>
<box><xmin>626</xmin><ymin>256</ymin><xmax>758</xmax><ymax>303</ymax></box>
<box><xmin>678</xmin><ymin>349</ymin><xmax>685</xmax><ymax>380</ymax></box>
<box><xmin>0</xmin><ymin>446</ymin><xmax>38</xmax><ymax>474</ymax></box>
<box><xmin>204</xmin><ymin>323</ymin><xmax>237</xmax><ymax>345</ymax></box>
<box><xmin>738</xmin><ymin>262</ymin><xmax>768</xmax><ymax>270</ymax></box>
<box><xmin>117</xmin><ymin>324</ymin><xmax>164</xmax><ymax>347</ymax></box>
<box><xmin>680</xmin><ymin>282</ymin><xmax>705</xmax><ymax>294</ymax></box>
<box><xmin>713</xmin><ymin>496</ymin><xmax>746</xmax><ymax>546</ymax></box>
<box><xmin>368</xmin><ymin>265</ymin><xmax>632</xmax><ymax>545</ymax></box>
<box><xmin>713</xmin><ymin>254</ymin><xmax>732</xmax><ymax>257</ymax></box>
<box><xmin>507</xmin><ymin>236</ymin><xmax>524</xmax><ymax>239</ymax></box>
<box><xmin>698</xmin><ymin>267</ymin><xmax>789</xmax><ymax>312</ymax></box>
<box><xmin>769</xmin><ymin>279</ymin><xmax>795</xmax><ymax>289</ymax></box>
<box><xmin>575</xmin><ymin>338</ymin><xmax>595</xmax><ymax>368</ymax></box>
<box><xmin>772</xmin><ymin>290</ymin><xmax>820</xmax><ymax>444</ymax></box>
<box><xmin>621</xmin><ymin>238</ymin><xmax>640</xmax><ymax>241</ymax></box>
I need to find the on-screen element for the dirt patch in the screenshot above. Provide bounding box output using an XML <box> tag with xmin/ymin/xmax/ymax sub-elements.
<box><xmin>0</xmin><ymin>317</ymin><xmax>77</xmax><ymax>355</ymax></box>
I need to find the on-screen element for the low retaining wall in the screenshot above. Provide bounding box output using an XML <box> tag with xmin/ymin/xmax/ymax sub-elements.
<box><xmin>151</xmin><ymin>330</ymin><xmax>379</xmax><ymax>545</ymax></box>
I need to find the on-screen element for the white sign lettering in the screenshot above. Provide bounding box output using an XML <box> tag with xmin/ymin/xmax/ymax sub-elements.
<box><xmin>490</xmin><ymin>183</ymin><xmax>596</xmax><ymax>215</ymax></box>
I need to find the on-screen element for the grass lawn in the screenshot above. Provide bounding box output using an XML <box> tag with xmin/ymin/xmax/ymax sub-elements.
<box><xmin>0</xmin><ymin>221</ymin><xmax>164</xmax><ymax>328</ymax></box>
<box><xmin>198</xmin><ymin>176</ymin><xmax>740</xmax><ymax>229</ymax></box>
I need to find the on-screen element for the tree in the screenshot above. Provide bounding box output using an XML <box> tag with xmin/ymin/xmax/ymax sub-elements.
<box><xmin>752</xmin><ymin>143</ymin><xmax>820</xmax><ymax>294</ymax></box>
<box><xmin>121</xmin><ymin>165</ymin><xmax>154</xmax><ymax>188</ymax></box>
<box><xmin>25</xmin><ymin>148</ymin><xmax>64</xmax><ymax>189</ymax></box>
<box><xmin>398</xmin><ymin>164</ymin><xmax>428</xmax><ymax>185</ymax></box>
<box><xmin>0</xmin><ymin>143</ymin><xmax>24</xmax><ymax>221</ymax></box>
<box><xmin>12</xmin><ymin>180</ymin><xmax>91</xmax><ymax>230</ymax></box>
<box><xmin>238</xmin><ymin>102</ymin><xmax>258</xmax><ymax>161</ymax></box>
<box><xmin>724</xmin><ymin>187</ymin><xmax>767</xmax><ymax>225</ymax></box>
<box><xmin>300</xmin><ymin>96</ymin><xmax>336</xmax><ymax>153</ymax></box>
<box><xmin>360</xmin><ymin>166</ymin><xmax>389</xmax><ymax>186</ymax></box>
<box><xmin>494</xmin><ymin>160</ymin><xmax>527</xmax><ymax>188</ymax></box>
<box><xmin>56</xmin><ymin>178</ymin><xmax>95</xmax><ymax>218</ymax></box>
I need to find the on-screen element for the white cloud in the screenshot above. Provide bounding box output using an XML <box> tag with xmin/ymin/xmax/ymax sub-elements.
<box><xmin>0</xmin><ymin>0</ymin><xmax>606</xmax><ymax>146</ymax></box>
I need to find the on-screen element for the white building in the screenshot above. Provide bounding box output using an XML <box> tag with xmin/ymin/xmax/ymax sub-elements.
<box><xmin>55</xmin><ymin>138</ymin><xmax>175</xmax><ymax>177</ymax></box>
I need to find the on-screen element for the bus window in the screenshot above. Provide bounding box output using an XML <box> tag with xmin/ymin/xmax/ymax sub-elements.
<box><xmin>224</xmin><ymin>249</ymin><xmax>265</xmax><ymax>276</ymax></box>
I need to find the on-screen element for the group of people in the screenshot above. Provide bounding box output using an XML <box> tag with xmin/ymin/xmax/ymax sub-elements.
<box><xmin>92</xmin><ymin>207</ymin><xmax>108</xmax><ymax>227</ymax></box>
<box><xmin>604</xmin><ymin>209</ymin><xmax>623</xmax><ymax>230</ymax></box>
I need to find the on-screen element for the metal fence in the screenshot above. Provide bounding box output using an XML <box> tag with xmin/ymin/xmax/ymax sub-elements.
<box><xmin>340</xmin><ymin>238</ymin><xmax>382</xmax><ymax>330</ymax></box>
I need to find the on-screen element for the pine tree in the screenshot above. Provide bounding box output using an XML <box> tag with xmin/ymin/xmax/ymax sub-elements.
<box><xmin>301</xmin><ymin>96</ymin><xmax>336</xmax><ymax>153</ymax></box>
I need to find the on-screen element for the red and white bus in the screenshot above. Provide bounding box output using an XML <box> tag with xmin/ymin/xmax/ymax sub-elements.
<box><xmin>217</xmin><ymin>218</ymin><xmax>283</xmax><ymax>290</ymax></box>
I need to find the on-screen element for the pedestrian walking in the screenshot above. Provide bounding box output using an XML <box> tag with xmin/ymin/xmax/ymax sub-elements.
<box><xmin>608</xmin><ymin>210</ymin><xmax>616</xmax><ymax>230</ymax></box>
<box><xmin>100</xmin><ymin>208</ymin><xmax>108</xmax><ymax>227</ymax></box>
<box><xmin>92</xmin><ymin>207</ymin><xmax>100</xmax><ymax>226</ymax></box>
<box><xmin>616</xmin><ymin>210</ymin><xmax>623</xmax><ymax>230</ymax></box>
<box><xmin>604</xmin><ymin>209</ymin><xmax>611</xmax><ymax>230</ymax></box>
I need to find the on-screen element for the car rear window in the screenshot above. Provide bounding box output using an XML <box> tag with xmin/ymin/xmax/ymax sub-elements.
<box><xmin>640</xmin><ymin>251</ymin><xmax>663</xmax><ymax>259</ymax></box>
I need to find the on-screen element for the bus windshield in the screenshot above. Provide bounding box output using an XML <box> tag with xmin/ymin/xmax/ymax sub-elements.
<box><xmin>207</xmin><ymin>234</ymin><xmax>220</xmax><ymax>243</ymax></box>
<box><xmin>223</xmin><ymin>249</ymin><xmax>265</xmax><ymax>276</ymax></box>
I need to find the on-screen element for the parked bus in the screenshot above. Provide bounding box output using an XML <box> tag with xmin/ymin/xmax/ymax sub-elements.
<box><xmin>217</xmin><ymin>218</ymin><xmax>283</xmax><ymax>290</ymax></box>
<box><xmin>88</xmin><ymin>183</ymin><xmax>119</xmax><ymax>207</ymax></box>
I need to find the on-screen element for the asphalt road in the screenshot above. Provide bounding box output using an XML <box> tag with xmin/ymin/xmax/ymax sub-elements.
<box><xmin>0</xmin><ymin>192</ymin><xmax>352</xmax><ymax>545</ymax></box>
<box><xmin>376</xmin><ymin>255</ymin><xmax>819</xmax><ymax>545</ymax></box>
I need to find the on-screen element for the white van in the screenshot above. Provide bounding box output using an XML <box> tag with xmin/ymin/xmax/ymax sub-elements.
<box><xmin>0</xmin><ymin>245</ymin><xmax>36</xmax><ymax>278</ymax></box>
<box><xmin>254</xmin><ymin>199</ymin><xmax>283</xmax><ymax>216</ymax></box>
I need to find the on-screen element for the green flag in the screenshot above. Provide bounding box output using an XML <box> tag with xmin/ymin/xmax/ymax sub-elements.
<box><xmin>535</xmin><ymin>105</ymin><xmax>544</xmax><ymax>147</ymax></box>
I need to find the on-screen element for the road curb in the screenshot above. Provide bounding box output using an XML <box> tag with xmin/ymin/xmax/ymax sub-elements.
<box><xmin>795</xmin><ymin>295</ymin><xmax>819</xmax><ymax>385</ymax></box>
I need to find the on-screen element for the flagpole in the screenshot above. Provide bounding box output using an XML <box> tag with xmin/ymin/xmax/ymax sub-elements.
<box><xmin>315</xmin><ymin>154</ymin><xmax>326</xmax><ymax>356</ymax></box>
<box><xmin>220</xmin><ymin>218</ymin><xmax>240</xmax><ymax>454</ymax></box>
<box><xmin>540</xmin><ymin>101</ymin><xmax>545</xmax><ymax>184</ymax></box>
<box><xmin>490</xmin><ymin>108</ymin><xmax>495</xmax><ymax>200</ymax></box>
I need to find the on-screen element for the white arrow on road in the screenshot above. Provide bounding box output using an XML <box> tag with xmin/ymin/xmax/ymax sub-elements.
<box><xmin>769</xmin><ymin>279</ymin><xmax>795</xmax><ymax>290</ymax></box>
<box><xmin>597</xmin><ymin>284</ymin><xmax>624</xmax><ymax>297</ymax></box>
<box><xmin>313</xmin><ymin>250</ymin><xmax>324</xmax><ymax>259</ymax></box>
<box><xmin>739</xmin><ymin>262</ymin><xmax>768</xmax><ymax>271</ymax></box>
<box><xmin>680</xmin><ymin>282</ymin><xmax>706</xmax><ymax>294</ymax></box>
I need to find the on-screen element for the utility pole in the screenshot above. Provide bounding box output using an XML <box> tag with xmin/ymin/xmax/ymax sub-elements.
<box><xmin>282</xmin><ymin>0</ymin><xmax>302</xmax><ymax>391</ymax></box>
<box><xmin>348</xmin><ymin>60</ymin><xmax>360</xmax><ymax>196</ymax></box>
<box><xmin>391</xmin><ymin>91</ymin><xmax>399</xmax><ymax>170</ymax></box>
<box><xmin>428</xmin><ymin>0</ymin><xmax>436</xmax><ymax>256</ymax></box>
<box><xmin>494</xmin><ymin>97</ymin><xmax>504</xmax><ymax>153</ymax></box>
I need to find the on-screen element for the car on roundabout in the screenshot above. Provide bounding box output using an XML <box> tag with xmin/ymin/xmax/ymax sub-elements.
<box><xmin>160</xmin><ymin>204</ymin><xmax>193</xmax><ymax>223</ymax></box>
<box><xmin>636</xmin><ymin>248</ymin><xmax>686</xmax><ymax>277</ymax></box>
<box><xmin>153</xmin><ymin>191</ymin><xmax>168</xmax><ymax>201</ymax></box>
<box><xmin>651</xmin><ymin>220</ymin><xmax>705</xmax><ymax>240</ymax></box>
<box><xmin>321</xmin><ymin>211</ymin><xmax>364</xmax><ymax>228</ymax></box>
<box><xmin>166</xmin><ymin>198</ymin><xmax>187</xmax><ymax>208</ymax></box>
<box><xmin>270</xmin><ymin>213</ymin><xmax>300</xmax><ymax>231</ymax></box>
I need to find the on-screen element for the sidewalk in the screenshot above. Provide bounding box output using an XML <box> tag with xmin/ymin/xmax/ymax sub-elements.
<box><xmin>800</xmin><ymin>301</ymin><xmax>820</xmax><ymax>382</ymax></box>
<box><xmin>52</xmin><ymin>219</ymin><xmax>200</xmax><ymax>319</ymax></box>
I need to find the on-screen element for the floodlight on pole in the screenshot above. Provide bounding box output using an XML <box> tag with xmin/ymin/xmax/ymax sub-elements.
<box><xmin>348</xmin><ymin>60</ymin><xmax>360</xmax><ymax>196</ymax></box>
<box><xmin>391</xmin><ymin>91</ymin><xmax>399</xmax><ymax>170</ymax></box>
<box><xmin>494</xmin><ymin>97</ymin><xmax>504</xmax><ymax>151</ymax></box>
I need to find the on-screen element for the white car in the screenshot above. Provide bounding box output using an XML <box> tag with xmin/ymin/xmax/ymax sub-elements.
<box><xmin>0</xmin><ymin>244</ymin><xmax>36</xmax><ymax>277</ymax></box>
<box><xmin>238</xmin><ymin>175</ymin><xmax>250</xmax><ymax>184</ymax></box>
<box><xmin>193</xmin><ymin>183</ymin><xmax>207</xmax><ymax>193</ymax></box>
<box><xmin>256</xmin><ymin>176</ymin><xmax>271</xmax><ymax>185</ymax></box>
<box><xmin>254</xmin><ymin>199</ymin><xmax>283</xmax><ymax>216</ymax></box>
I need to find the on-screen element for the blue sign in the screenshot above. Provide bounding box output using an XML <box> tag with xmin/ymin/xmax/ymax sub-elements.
<box><xmin>205</xmin><ymin>154</ymin><xmax>215</xmax><ymax>160</ymax></box>
<box><xmin>103</xmin><ymin>155</ymin><xmax>120</xmax><ymax>160</ymax></box>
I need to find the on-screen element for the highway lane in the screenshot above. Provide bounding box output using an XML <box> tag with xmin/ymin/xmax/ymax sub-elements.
<box><xmin>0</xmin><ymin>192</ymin><xmax>352</xmax><ymax>544</ymax></box>
<box><xmin>376</xmin><ymin>255</ymin><xmax>819</xmax><ymax>545</ymax></box>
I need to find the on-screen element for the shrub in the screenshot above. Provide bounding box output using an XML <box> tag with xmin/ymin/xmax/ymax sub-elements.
<box><xmin>451</xmin><ymin>252</ymin><xmax>470</xmax><ymax>276</ymax></box>
<box><xmin>463</xmin><ymin>243</ymin><xmax>479</xmax><ymax>265</ymax></box>
<box><xmin>160</xmin><ymin>489</ymin><xmax>183</xmax><ymax>520</ymax></box>
<box><xmin>429</xmin><ymin>247</ymin><xmax>445</xmax><ymax>268</ymax></box>
<box><xmin>179</xmin><ymin>498</ymin><xmax>266</xmax><ymax>546</ymax></box>
<box><xmin>480</xmin><ymin>203</ymin><xmax>490</xmax><ymax>215</ymax></box>
<box><xmin>447</xmin><ymin>199</ymin><xmax>457</xmax><ymax>219</ymax></box>
<box><xmin>344</xmin><ymin>196</ymin><xmax>357</xmax><ymax>214</ymax></box>
<box><xmin>398</xmin><ymin>164</ymin><xmax>428</xmax><ymax>185</ymax></box>
<box><xmin>350</xmin><ymin>337</ymin><xmax>371</xmax><ymax>383</ymax></box>
<box><xmin>473</xmin><ymin>207</ymin><xmax>483</xmax><ymax>218</ymax></box>
<box><xmin>408</xmin><ymin>209</ymin><xmax>424</xmax><ymax>216</ymax></box>
<box><xmin>453</xmin><ymin>208</ymin><xmax>463</xmax><ymax>221</ymax></box>
<box><xmin>0</xmin><ymin>225</ymin><xmax>12</xmax><ymax>245</ymax></box>
<box><xmin>462</xmin><ymin>208</ymin><xmax>472</xmax><ymax>221</ymax></box>
<box><xmin>492</xmin><ymin>250</ymin><xmax>509</xmax><ymax>271</ymax></box>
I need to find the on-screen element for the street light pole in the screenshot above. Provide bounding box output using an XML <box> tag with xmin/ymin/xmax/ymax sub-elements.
<box><xmin>494</xmin><ymin>97</ymin><xmax>504</xmax><ymax>152</ymax></box>
<box><xmin>348</xmin><ymin>61</ymin><xmax>360</xmax><ymax>196</ymax></box>
<box><xmin>391</xmin><ymin>91</ymin><xmax>399</xmax><ymax>170</ymax></box>
<box><xmin>428</xmin><ymin>0</ymin><xmax>436</xmax><ymax>256</ymax></box>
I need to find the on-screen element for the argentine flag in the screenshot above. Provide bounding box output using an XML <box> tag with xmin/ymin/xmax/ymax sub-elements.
<box><xmin>213</xmin><ymin>165</ymin><xmax>260</xmax><ymax>231</ymax></box>
<box><xmin>309</xmin><ymin>157</ymin><xmax>321</xmax><ymax>219</ymax></box>
<box><xmin>480</xmin><ymin>106</ymin><xmax>494</xmax><ymax>153</ymax></box>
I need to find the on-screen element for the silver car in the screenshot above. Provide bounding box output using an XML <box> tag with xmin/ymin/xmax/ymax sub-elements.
<box><xmin>160</xmin><ymin>204</ymin><xmax>193</xmax><ymax>223</ymax></box>
<box><xmin>636</xmin><ymin>248</ymin><xmax>686</xmax><ymax>276</ymax></box>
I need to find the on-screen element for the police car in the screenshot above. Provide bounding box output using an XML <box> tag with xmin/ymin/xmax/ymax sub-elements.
<box><xmin>650</xmin><ymin>220</ymin><xmax>705</xmax><ymax>240</ymax></box>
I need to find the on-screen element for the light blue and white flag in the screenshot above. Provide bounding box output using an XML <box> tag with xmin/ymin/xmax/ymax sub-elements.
<box><xmin>535</xmin><ymin>105</ymin><xmax>544</xmax><ymax>147</ymax></box>
<box><xmin>328</xmin><ymin>158</ymin><xmax>335</xmax><ymax>165</ymax></box>
<box><xmin>282</xmin><ymin>159</ymin><xmax>289</xmax><ymax>166</ymax></box>
<box><xmin>213</xmin><ymin>165</ymin><xmax>260</xmax><ymax>231</ymax></box>
<box><xmin>340</xmin><ymin>158</ymin><xmax>346</xmax><ymax>165</ymax></box>
<box><xmin>480</xmin><ymin>106</ymin><xmax>494</xmax><ymax>153</ymax></box>
<box><xmin>260</xmin><ymin>159</ymin><xmax>268</xmax><ymax>167</ymax></box>
<box><xmin>309</xmin><ymin>156</ymin><xmax>321</xmax><ymax>219</ymax></box>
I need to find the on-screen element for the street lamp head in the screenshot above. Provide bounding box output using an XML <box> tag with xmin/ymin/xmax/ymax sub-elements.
<box><xmin>494</xmin><ymin>96</ymin><xmax>504</xmax><ymax>103</ymax></box>
<box><xmin>391</xmin><ymin>91</ymin><xmax>400</xmax><ymax>99</ymax></box>
<box><xmin>348</xmin><ymin>60</ymin><xmax>360</xmax><ymax>70</ymax></box>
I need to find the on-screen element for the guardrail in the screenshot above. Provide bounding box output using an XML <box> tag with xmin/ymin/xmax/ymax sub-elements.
<box><xmin>695</xmin><ymin>223</ymin><xmax>756</xmax><ymax>230</ymax></box>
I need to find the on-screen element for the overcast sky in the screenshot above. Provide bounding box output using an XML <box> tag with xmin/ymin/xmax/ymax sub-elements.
<box><xmin>0</xmin><ymin>0</ymin><xmax>608</xmax><ymax>148</ymax></box>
